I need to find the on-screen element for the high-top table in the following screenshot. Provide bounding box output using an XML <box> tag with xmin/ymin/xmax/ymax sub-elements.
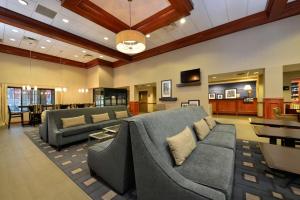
<box><xmin>249</xmin><ymin>118</ymin><xmax>300</xmax><ymax>129</ymax></box>
<box><xmin>253</xmin><ymin>126</ymin><xmax>300</xmax><ymax>147</ymax></box>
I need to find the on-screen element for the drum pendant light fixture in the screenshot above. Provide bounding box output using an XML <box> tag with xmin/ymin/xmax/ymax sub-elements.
<box><xmin>116</xmin><ymin>0</ymin><xmax>146</xmax><ymax>54</ymax></box>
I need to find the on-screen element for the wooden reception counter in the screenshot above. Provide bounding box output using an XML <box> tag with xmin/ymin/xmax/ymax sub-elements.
<box><xmin>209</xmin><ymin>98</ymin><xmax>257</xmax><ymax>116</ymax></box>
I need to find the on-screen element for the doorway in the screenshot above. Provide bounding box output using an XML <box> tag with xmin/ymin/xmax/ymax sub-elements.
<box><xmin>139</xmin><ymin>91</ymin><xmax>148</xmax><ymax>113</ymax></box>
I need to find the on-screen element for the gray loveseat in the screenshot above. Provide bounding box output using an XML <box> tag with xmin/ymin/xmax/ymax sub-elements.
<box><xmin>129</xmin><ymin>106</ymin><xmax>236</xmax><ymax>200</ymax></box>
<box><xmin>47</xmin><ymin>106</ymin><xmax>129</xmax><ymax>150</ymax></box>
<box><xmin>87</xmin><ymin>119</ymin><xmax>135</xmax><ymax>194</ymax></box>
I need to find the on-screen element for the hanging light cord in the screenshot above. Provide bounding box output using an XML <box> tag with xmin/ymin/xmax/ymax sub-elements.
<box><xmin>129</xmin><ymin>0</ymin><xmax>132</xmax><ymax>28</ymax></box>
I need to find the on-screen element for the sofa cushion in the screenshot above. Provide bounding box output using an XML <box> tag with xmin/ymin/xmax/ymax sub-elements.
<box><xmin>176</xmin><ymin>143</ymin><xmax>234</xmax><ymax>199</ymax></box>
<box><xmin>92</xmin><ymin>113</ymin><xmax>110</xmax><ymax>123</ymax></box>
<box><xmin>201</xmin><ymin>131</ymin><xmax>236</xmax><ymax>150</ymax></box>
<box><xmin>60</xmin><ymin>124</ymin><xmax>95</xmax><ymax>137</ymax></box>
<box><xmin>61</xmin><ymin>115</ymin><xmax>86</xmax><ymax>128</ymax></box>
<box><xmin>115</xmin><ymin>111</ymin><xmax>128</xmax><ymax>119</ymax></box>
<box><xmin>205</xmin><ymin>116</ymin><xmax>216</xmax><ymax>130</ymax></box>
<box><xmin>213</xmin><ymin>124</ymin><xmax>236</xmax><ymax>134</ymax></box>
<box><xmin>166</xmin><ymin>127</ymin><xmax>196</xmax><ymax>165</ymax></box>
<box><xmin>194</xmin><ymin>119</ymin><xmax>210</xmax><ymax>140</ymax></box>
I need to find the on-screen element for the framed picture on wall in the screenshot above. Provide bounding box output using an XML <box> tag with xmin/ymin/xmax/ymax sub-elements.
<box><xmin>217</xmin><ymin>94</ymin><xmax>223</xmax><ymax>99</ymax></box>
<box><xmin>181</xmin><ymin>102</ymin><xmax>189</xmax><ymax>107</ymax></box>
<box><xmin>161</xmin><ymin>80</ymin><xmax>172</xmax><ymax>98</ymax></box>
<box><xmin>225</xmin><ymin>89</ymin><xmax>237</xmax><ymax>99</ymax></box>
<box><xmin>208</xmin><ymin>93</ymin><xmax>216</xmax><ymax>99</ymax></box>
<box><xmin>188</xmin><ymin>100</ymin><xmax>200</xmax><ymax>106</ymax></box>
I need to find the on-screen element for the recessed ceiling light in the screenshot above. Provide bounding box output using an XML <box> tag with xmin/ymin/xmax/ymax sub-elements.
<box><xmin>18</xmin><ymin>0</ymin><xmax>28</xmax><ymax>6</ymax></box>
<box><xmin>62</xmin><ymin>18</ymin><xmax>69</xmax><ymax>23</ymax></box>
<box><xmin>82</xmin><ymin>50</ymin><xmax>86</xmax><ymax>53</ymax></box>
<box><xmin>146</xmin><ymin>34</ymin><xmax>151</xmax><ymax>38</ymax></box>
<box><xmin>74</xmin><ymin>55</ymin><xmax>79</xmax><ymax>58</ymax></box>
<box><xmin>99</xmin><ymin>55</ymin><xmax>103</xmax><ymax>58</ymax></box>
<box><xmin>41</xmin><ymin>46</ymin><xmax>46</xmax><ymax>49</ymax></box>
<box><xmin>46</xmin><ymin>39</ymin><xmax>51</xmax><ymax>43</ymax></box>
<box><xmin>104</xmin><ymin>37</ymin><xmax>109</xmax><ymax>40</ymax></box>
<box><xmin>12</xmin><ymin>29</ymin><xmax>19</xmax><ymax>33</ymax></box>
<box><xmin>180</xmin><ymin>18</ymin><xmax>186</xmax><ymax>24</ymax></box>
<box><xmin>212</xmin><ymin>76</ymin><xmax>217</xmax><ymax>79</ymax></box>
<box><xmin>9</xmin><ymin>38</ymin><xmax>16</xmax><ymax>42</ymax></box>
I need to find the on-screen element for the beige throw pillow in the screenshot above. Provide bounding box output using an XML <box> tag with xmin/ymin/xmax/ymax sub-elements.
<box><xmin>166</xmin><ymin>127</ymin><xmax>196</xmax><ymax>166</ymax></box>
<box><xmin>92</xmin><ymin>113</ymin><xmax>110</xmax><ymax>123</ymax></box>
<box><xmin>205</xmin><ymin>116</ymin><xmax>217</xmax><ymax>130</ymax></box>
<box><xmin>194</xmin><ymin>119</ymin><xmax>211</xmax><ymax>140</ymax></box>
<box><xmin>115</xmin><ymin>111</ymin><xmax>128</xmax><ymax>119</ymax></box>
<box><xmin>61</xmin><ymin>115</ymin><xmax>86</xmax><ymax>128</ymax></box>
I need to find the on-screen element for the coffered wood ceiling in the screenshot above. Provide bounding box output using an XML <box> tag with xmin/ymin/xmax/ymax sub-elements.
<box><xmin>0</xmin><ymin>0</ymin><xmax>300</xmax><ymax>69</ymax></box>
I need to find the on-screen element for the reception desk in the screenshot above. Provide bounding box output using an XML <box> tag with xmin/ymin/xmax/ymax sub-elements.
<box><xmin>209</xmin><ymin>98</ymin><xmax>257</xmax><ymax>116</ymax></box>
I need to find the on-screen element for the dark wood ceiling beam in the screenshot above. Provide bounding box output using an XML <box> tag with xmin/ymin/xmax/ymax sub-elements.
<box><xmin>168</xmin><ymin>0</ymin><xmax>194</xmax><ymax>14</ymax></box>
<box><xmin>62</xmin><ymin>0</ymin><xmax>129</xmax><ymax>33</ymax></box>
<box><xmin>266</xmin><ymin>0</ymin><xmax>288</xmax><ymax>19</ymax></box>
<box><xmin>61</xmin><ymin>0</ymin><xmax>193</xmax><ymax>34</ymax></box>
<box><xmin>86</xmin><ymin>58</ymin><xmax>114</xmax><ymax>68</ymax></box>
<box><xmin>0</xmin><ymin>43</ymin><xmax>87</xmax><ymax>68</ymax></box>
<box><xmin>0</xmin><ymin>6</ymin><xmax>131</xmax><ymax>62</ymax></box>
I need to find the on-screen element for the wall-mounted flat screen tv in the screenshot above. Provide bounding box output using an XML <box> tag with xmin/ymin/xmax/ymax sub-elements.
<box><xmin>180</xmin><ymin>68</ymin><xmax>201</xmax><ymax>83</ymax></box>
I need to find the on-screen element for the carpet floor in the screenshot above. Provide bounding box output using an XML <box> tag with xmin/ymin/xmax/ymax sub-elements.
<box><xmin>24</xmin><ymin>128</ymin><xmax>300</xmax><ymax>200</ymax></box>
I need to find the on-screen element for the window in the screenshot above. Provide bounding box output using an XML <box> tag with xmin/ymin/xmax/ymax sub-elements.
<box><xmin>7</xmin><ymin>87</ymin><xmax>55</xmax><ymax>111</ymax></box>
<box><xmin>7</xmin><ymin>87</ymin><xmax>22</xmax><ymax>112</ymax></box>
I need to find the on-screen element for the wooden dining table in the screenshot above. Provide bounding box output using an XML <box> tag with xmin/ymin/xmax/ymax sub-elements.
<box><xmin>249</xmin><ymin>118</ymin><xmax>300</xmax><ymax>129</ymax></box>
<box><xmin>253</xmin><ymin>126</ymin><xmax>300</xmax><ymax>147</ymax></box>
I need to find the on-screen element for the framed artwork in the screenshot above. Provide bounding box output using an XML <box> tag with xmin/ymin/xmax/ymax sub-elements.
<box><xmin>181</xmin><ymin>102</ymin><xmax>189</xmax><ymax>107</ymax></box>
<box><xmin>208</xmin><ymin>93</ymin><xmax>216</xmax><ymax>100</ymax></box>
<box><xmin>225</xmin><ymin>89</ymin><xmax>237</xmax><ymax>99</ymax></box>
<box><xmin>217</xmin><ymin>94</ymin><xmax>223</xmax><ymax>99</ymax></box>
<box><xmin>188</xmin><ymin>100</ymin><xmax>200</xmax><ymax>107</ymax></box>
<box><xmin>161</xmin><ymin>80</ymin><xmax>172</xmax><ymax>98</ymax></box>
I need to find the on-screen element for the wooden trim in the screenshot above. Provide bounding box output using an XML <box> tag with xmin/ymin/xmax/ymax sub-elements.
<box><xmin>0</xmin><ymin>43</ymin><xmax>86</xmax><ymax>68</ymax></box>
<box><xmin>0</xmin><ymin>7</ymin><xmax>131</xmax><ymax>62</ymax></box>
<box><xmin>86</xmin><ymin>58</ymin><xmax>113</xmax><ymax>68</ymax></box>
<box><xmin>62</xmin><ymin>0</ymin><xmax>193</xmax><ymax>34</ymax></box>
<box><xmin>266</xmin><ymin>0</ymin><xmax>288</xmax><ymax>19</ymax></box>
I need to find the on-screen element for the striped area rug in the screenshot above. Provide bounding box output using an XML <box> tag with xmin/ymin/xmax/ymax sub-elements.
<box><xmin>24</xmin><ymin>127</ymin><xmax>300</xmax><ymax>200</ymax></box>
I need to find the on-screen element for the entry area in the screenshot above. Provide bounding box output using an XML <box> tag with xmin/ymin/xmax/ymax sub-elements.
<box><xmin>135</xmin><ymin>83</ymin><xmax>157</xmax><ymax>113</ymax></box>
<box><xmin>208</xmin><ymin>69</ymin><xmax>265</xmax><ymax>117</ymax></box>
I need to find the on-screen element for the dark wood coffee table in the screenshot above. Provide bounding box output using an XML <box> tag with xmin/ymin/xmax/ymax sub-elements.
<box><xmin>259</xmin><ymin>143</ymin><xmax>300</xmax><ymax>180</ymax></box>
<box><xmin>254</xmin><ymin>126</ymin><xmax>300</xmax><ymax>147</ymax></box>
<box><xmin>249</xmin><ymin>118</ymin><xmax>300</xmax><ymax>129</ymax></box>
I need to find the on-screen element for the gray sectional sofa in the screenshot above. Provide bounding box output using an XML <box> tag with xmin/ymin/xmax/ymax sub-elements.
<box><xmin>44</xmin><ymin>106</ymin><xmax>129</xmax><ymax>150</ymax></box>
<box><xmin>129</xmin><ymin>106</ymin><xmax>236</xmax><ymax>200</ymax></box>
<box><xmin>87</xmin><ymin>119</ymin><xmax>135</xmax><ymax>194</ymax></box>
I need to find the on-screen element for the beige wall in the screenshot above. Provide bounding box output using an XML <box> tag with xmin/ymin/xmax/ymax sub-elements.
<box><xmin>114</xmin><ymin>15</ymin><xmax>300</xmax><ymax>112</ymax></box>
<box><xmin>0</xmin><ymin>53</ymin><xmax>90</xmax><ymax>104</ymax></box>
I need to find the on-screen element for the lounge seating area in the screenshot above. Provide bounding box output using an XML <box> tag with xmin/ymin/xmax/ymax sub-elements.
<box><xmin>1</xmin><ymin>0</ymin><xmax>300</xmax><ymax>200</ymax></box>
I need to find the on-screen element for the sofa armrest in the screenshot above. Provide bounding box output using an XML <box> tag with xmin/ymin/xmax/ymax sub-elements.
<box><xmin>130</xmin><ymin>120</ymin><xmax>226</xmax><ymax>200</ymax></box>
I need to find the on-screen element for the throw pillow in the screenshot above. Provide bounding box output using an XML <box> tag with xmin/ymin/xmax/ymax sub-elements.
<box><xmin>194</xmin><ymin>119</ymin><xmax>210</xmax><ymax>140</ymax></box>
<box><xmin>91</xmin><ymin>113</ymin><xmax>110</xmax><ymax>123</ymax></box>
<box><xmin>205</xmin><ymin>116</ymin><xmax>217</xmax><ymax>130</ymax></box>
<box><xmin>115</xmin><ymin>111</ymin><xmax>128</xmax><ymax>119</ymax></box>
<box><xmin>61</xmin><ymin>115</ymin><xmax>86</xmax><ymax>128</ymax></box>
<box><xmin>166</xmin><ymin>127</ymin><xmax>196</xmax><ymax>166</ymax></box>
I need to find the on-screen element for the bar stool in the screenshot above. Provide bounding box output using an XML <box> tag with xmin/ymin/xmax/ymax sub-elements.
<box><xmin>8</xmin><ymin>106</ymin><xmax>24</xmax><ymax>129</ymax></box>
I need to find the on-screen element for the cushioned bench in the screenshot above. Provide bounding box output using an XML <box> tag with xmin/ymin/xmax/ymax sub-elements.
<box><xmin>129</xmin><ymin>106</ymin><xmax>236</xmax><ymax>200</ymax></box>
<box><xmin>46</xmin><ymin>106</ymin><xmax>129</xmax><ymax>150</ymax></box>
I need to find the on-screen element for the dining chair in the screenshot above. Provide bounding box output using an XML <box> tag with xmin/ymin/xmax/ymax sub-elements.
<box><xmin>8</xmin><ymin>106</ymin><xmax>24</xmax><ymax>129</ymax></box>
